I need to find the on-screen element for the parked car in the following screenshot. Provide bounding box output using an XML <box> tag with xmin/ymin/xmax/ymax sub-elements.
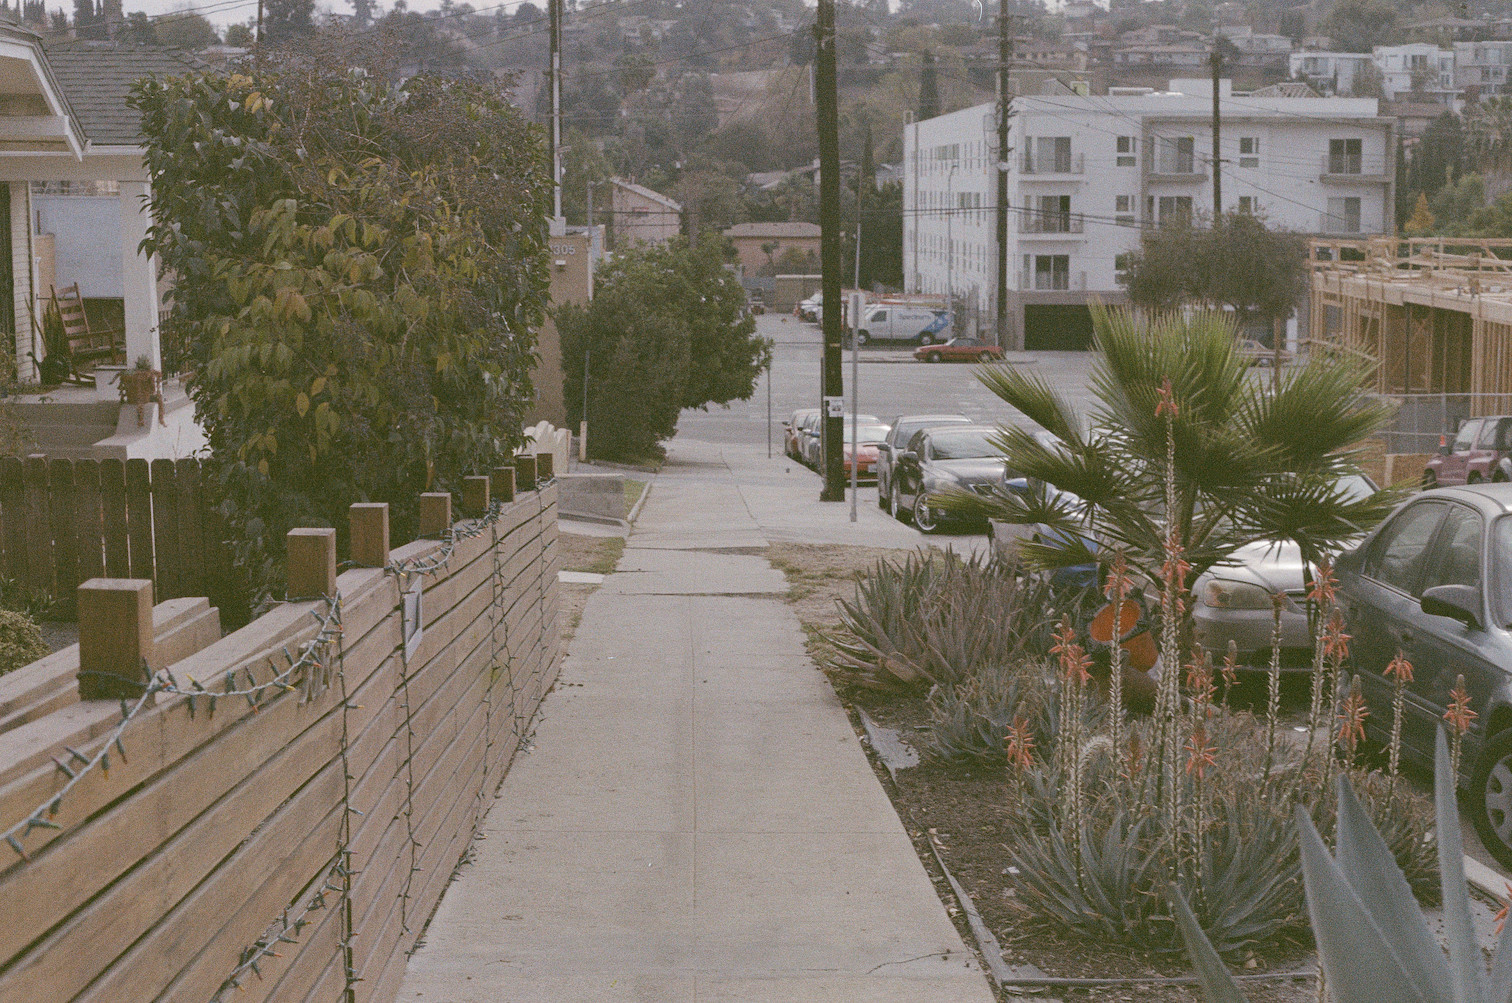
<box><xmin>1422</xmin><ymin>415</ymin><xmax>1512</xmax><ymax>487</ymax></box>
<box><xmin>797</xmin><ymin>293</ymin><xmax>822</xmax><ymax>322</ymax></box>
<box><xmin>1191</xmin><ymin>473</ymin><xmax>1380</xmax><ymax>671</ymax></box>
<box><xmin>853</xmin><ymin>304</ymin><xmax>952</xmax><ymax>345</ymax></box>
<box><xmin>1335</xmin><ymin>483</ymin><xmax>1512</xmax><ymax>867</ymax></box>
<box><xmin>1237</xmin><ymin>338</ymin><xmax>1293</xmax><ymax>367</ymax></box>
<box><xmin>800</xmin><ymin>412</ymin><xmax>880</xmax><ymax>469</ymax></box>
<box><xmin>914</xmin><ymin>337</ymin><xmax>1005</xmax><ymax>364</ymax></box>
<box><xmin>889</xmin><ymin>424</ymin><xmax>1007</xmax><ymax>532</ymax></box>
<box><xmin>877</xmin><ymin>413</ymin><xmax>971</xmax><ymax>514</ymax></box>
<box><xmin>782</xmin><ymin>408</ymin><xmax>820</xmax><ymax>461</ymax></box>
<box><xmin>841</xmin><ymin>422</ymin><xmax>892</xmax><ymax>482</ymax></box>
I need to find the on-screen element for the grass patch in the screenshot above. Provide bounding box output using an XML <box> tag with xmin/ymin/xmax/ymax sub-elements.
<box><xmin>566</xmin><ymin>534</ymin><xmax>625</xmax><ymax>576</ymax></box>
<box><xmin>624</xmin><ymin>479</ymin><xmax>646</xmax><ymax>516</ymax></box>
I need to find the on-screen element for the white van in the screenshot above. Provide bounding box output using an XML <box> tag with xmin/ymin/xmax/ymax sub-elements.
<box><xmin>854</xmin><ymin>305</ymin><xmax>952</xmax><ymax>345</ymax></box>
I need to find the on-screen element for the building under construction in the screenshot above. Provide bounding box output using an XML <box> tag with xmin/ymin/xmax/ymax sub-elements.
<box><xmin>1310</xmin><ymin>238</ymin><xmax>1512</xmax><ymax>451</ymax></box>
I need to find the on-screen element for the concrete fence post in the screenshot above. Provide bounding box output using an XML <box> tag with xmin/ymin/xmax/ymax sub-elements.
<box><xmin>535</xmin><ymin>452</ymin><xmax>554</xmax><ymax>481</ymax></box>
<box><xmin>349</xmin><ymin>503</ymin><xmax>390</xmax><ymax>568</ymax></box>
<box><xmin>419</xmin><ymin>492</ymin><xmax>452</xmax><ymax>538</ymax></box>
<box><xmin>514</xmin><ymin>454</ymin><xmax>538</xmax><ymax>491</ymax></box>
<box><xmin>286</xmin><ymin>528</ymin><xmax>337</xmax><ymax>598</ymax></box>
<box><xmin>77</xmin><ymin>578</ymin><xmax>155</xmax><ymax>700</ymax></box>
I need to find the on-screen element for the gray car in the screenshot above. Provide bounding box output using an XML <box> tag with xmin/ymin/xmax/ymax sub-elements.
<box><xmin>1192</xmin><ymin>473</ymin><xmax>1379</xmax><ymax>672</ymax></box>
<box><xmin>1335</xmin><ymin>483</ymin><xmax>1512</xmax><ymax>868</ymax></box>
<box><xmin>889</xmin><ymin>425</ymin><xmax>1008</xmax><ymax>532</ymax></box>
<box><xmin>876</xmin><ymin>413</ymin><xmax>970</xmax><ymax>515</ymax></box>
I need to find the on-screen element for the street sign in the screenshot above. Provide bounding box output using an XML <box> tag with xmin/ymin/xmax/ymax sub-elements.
<box><xmin>824</xmin><ymin>396</ymin><xmax>844</xmax><ymax>417</ymax></box>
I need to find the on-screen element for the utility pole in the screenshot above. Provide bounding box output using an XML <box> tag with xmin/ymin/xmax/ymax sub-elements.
<box><xmin>816</xmin><ymin>0</ymin><xmax>844</xmax><ymax>502</ymax></box>
<box><xmin>1209</xmin><ymin>41</ymin><xmax>1222</xmax><ymax>217</ymax></box>
<box><xmin>996</xmin><ymin>0</ymin><xmax>1013</xmax><ymax>349</ymax></box>
<box><xmin>254</xmin><ymin>0</ymin><xmax>263</xmax><ymax>72</ymax></box>
<box><xmin>549</xmin><ymin>0</ymin><xmax>564</xmax><ymax>234</ymax></box>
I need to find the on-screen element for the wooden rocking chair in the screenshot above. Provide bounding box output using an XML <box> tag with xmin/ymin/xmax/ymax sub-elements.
<box><xmin>51</xmin><ymin>283</ymin><xmax>124</xmax><ymax>383</ymax></box>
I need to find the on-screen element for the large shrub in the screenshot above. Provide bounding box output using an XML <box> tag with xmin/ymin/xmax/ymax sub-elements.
<box><xmin>557</xmin><ymin>238</ymin><xmax>768</xmax><ymax>462</ymax></box>
<box><xmin>132</xmin><ymin>65</ymin><xmax>552</xmax><ymax>597</ymax></box>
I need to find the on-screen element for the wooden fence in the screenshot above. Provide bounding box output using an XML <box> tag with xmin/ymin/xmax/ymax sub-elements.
<box><xmin>0</xmin><ymin>455</ymin><xmax>237</xmax><ymax>616</ymax></box>
<box><xmin>0</xmin><ymin>464</ymin><xmax>561</xmax><ymax>1003</ymax></box>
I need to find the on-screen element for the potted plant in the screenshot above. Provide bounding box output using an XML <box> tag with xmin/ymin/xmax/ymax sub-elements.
<box><xmin>119</xmin><ymin>355</ymin><xmax>163</xmax><ymax>426</ymax></box>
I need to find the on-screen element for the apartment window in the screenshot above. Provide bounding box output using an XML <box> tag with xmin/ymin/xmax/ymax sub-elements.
<box><xmin>1156</xmin><ymin>195</ymin><xmax>1193</xmax><ymax>225</ymax></box>
<box><xmin>1034</xmin><ymin>254</ymin><xmax>1071</xmax><ymax>290</ymax></box>
<box><xmin>1329</xmin><ymin>138</ymin><xmax>1363</xmax><ymax>174</ymax></box>
<box><xmin>1327</xmin><ymin>196</ymin><xmax>1362</xmax><ymax>233</ymax></box>
<box><xmin>1026</xmin><ymin>136</ymin><xmax>1073</xmax><ymax>173</ymax></box>
<box><xmin>1156</xmin><ymin>136</ymin><xmax>1195</xmax><ymax>174</ymax></box>
<box><xmin>1117</xmin><ymin>135</ymin><xmax>1137</xmax><ymax>167</ymax></box>
<box><xmin>1115</xmin><ymin>251</ymin><xmax>1133</xmax><ymax>281</ymax></box>
<box><xmin>1238</xmin><ymin>195</ymin><xmax>1256</xmax><ymax>214</ymax></box>
<box><xmin>1238</xmin><ymin>137</ymin><xmax>1260</xmax><ymax>169</ymax></box>
<box><xmin>1034</xmin><ymin>194</ymin><xmax>1072</xmax><ymax>232</ymax></box>
<box><xmin>1115</xmin><ymin>195</ymin><xmax>1132</xmax><ymax>213</ymax></box>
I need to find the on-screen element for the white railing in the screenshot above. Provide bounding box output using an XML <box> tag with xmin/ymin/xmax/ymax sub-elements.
<box><xmin>1021</xmin><ymin>152</ymin><xmax>1085</xmax><ymax>175</ymax></box>
<box><xmin>1020</xmin><ymin>214</ymin><xmax>1087</xmax><ymax>234</ymax></box>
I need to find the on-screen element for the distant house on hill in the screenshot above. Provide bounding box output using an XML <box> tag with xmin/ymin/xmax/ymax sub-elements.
<box><xmin>722</xmin><ymin>221</ymin><xmax>821</xmax><ymax>275</ymax></box>
<box><xmin>609</xmin><ymin>178</ymin><xmax>681</xmax><ymax>248</ymax></box>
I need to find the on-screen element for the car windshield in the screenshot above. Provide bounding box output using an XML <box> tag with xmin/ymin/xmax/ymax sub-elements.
<box><xmin>844</xmin><ymin>424</ymin><xmax>890</xmax><ymax>444</ymax></box>
<box><xmin>929</xmin><ymin>429</ymin><xmax>998</xmax><ymax>459</ymax></box>
<box><xmin>1494</xmin><ymin>517</ymin><xmax>1512</xmax><ymax>627</ymax></box>
<box><xmin>1335</xmin><ymin>474</ymin><xmax>1377</xmax><ymax>503</ymax></box>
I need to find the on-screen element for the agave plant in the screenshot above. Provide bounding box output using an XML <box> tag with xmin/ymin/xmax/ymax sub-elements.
<box><xmin>924</xmin><ymin>661</ymin><xmax>1102</xmax><ymax>764</ymax></box>
<box><xmin>1173</xmin><ymin>728</ymin><xmax>1509</xmax><ymax>1002</ymax></box>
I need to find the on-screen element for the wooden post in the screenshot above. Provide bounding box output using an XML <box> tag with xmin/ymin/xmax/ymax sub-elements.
<box><xmin>462</xmin><ymin>476</ymin><xmax>491</xmax><ymax>516</ymax></box>
<box><xmin>419</xmin><ymin>492</ymin><xmax>452</xmax><ymax>538</ymax></box>
<box><xmin>349</xmin><ymin>503</ymin><xmax>389</xmax><ymax>568</ymax></box>
<box><xmin>77</xmin><ymin>578</ymin><xmax>154</xmax><ymax>699</ymax></box>
<box><xmin>535</xmin><ymin>452</ymin><xmax>554</xmax><ymax>480</ymax></box>
<box><xmin>514</xmin><ymin>454</ymin><xmax>538</xmax><ymax>491</ymax></box>
<box><xmin>286</xmin><ymin>528</ymin><xmax>336</xmax><ymax>598</ymax></box>
<box><xmin>491</xmin><ymin>466</ymin><xmax>516</xmax><ymax>504</ymax></box>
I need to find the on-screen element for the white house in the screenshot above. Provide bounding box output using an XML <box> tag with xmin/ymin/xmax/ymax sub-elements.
<box><xmin>902</xmin><ymin>79</ymin><xmax>1396</xmax><ymax>350</ymax></box>
<box><xmin>1372</xmin><ymin>44</ymin><xmax>1460</xmax><ymax>107</ymax></box>
<box><xmin>1454</xmin><ymin>41</ymin><xmax>1512</xmax><ymax>97</ymax></box>
<box><xmin>1289</xmin><ymin>51</ymin><xmax>1375</xmax><ymax>96</ymax></box>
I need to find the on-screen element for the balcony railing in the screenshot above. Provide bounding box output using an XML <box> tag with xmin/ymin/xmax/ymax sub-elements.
<box><xmin>1319</xmin><ymin>154</ymin><xmax>1390</xmax><ymax>181</ymax></box>
<box><xmin>1319</xmin><ymin>212</ymin><xmax>1363</xmax><ymax>235</ymax></box>
<box><xmin>1147</xmin><ymin>160</ymin><xmax>1207</xmax><ymax>181</ymax></box>
<box><xmin>1021</xmin><ymin>152</ymin><xmax>1085</xmax><ymax>175</ymax></box>
<box><xmin>1020</xmin><ymin>214</ymin><xmax>1086</xmax><ymax>234</ymax></box>
<box><xmin>1019</xmin><ymin>269</ymin><xmax>1088</xmax><ymax>291</ymax></box>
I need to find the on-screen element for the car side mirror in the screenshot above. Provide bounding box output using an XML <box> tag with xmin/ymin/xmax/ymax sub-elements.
<box><xmin>898</xmin><ymin>450</ymin><xmax>917</xmax><ymax>465</ymax></box>
<box><xmin>1421</xmin><ymin>584</ymin><xmax>1482</xmax><ymax>629</ymax></box>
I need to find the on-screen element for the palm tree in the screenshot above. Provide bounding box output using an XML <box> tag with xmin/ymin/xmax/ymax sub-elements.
<box><xmin>956</xmin><ymin>306</ymin><xmax>1398</xmax><ymax>589</ymax></box>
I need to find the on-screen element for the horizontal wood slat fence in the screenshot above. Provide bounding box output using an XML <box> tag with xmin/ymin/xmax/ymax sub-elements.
<box><xmin>0</xmin><ymin>463</ymin><xmax>561</xmax><ymax>1003</ymax></box>
<box><xmin>0</xmin><ymin>455</ymin><xmax>239</xmax><ymax>618</ymax></box>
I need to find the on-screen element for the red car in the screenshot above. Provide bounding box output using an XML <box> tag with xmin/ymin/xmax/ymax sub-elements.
<box><xmin>914</xmin><ymin>337</ymin><xmax>1005</xmax><ymax>364</ymax></box>
<box><xmin>841</xmin><ymin>422</ymin><xmax>891</xmax><ymax>482</ymax></box>
<box><xmin>1423</xmin><ymin>415</ymin><xmax>1512</xmax><ymax>487</ymax></box>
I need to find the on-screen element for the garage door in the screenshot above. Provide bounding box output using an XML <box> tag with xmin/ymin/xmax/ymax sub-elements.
<box><xmin>1024</xmin><ymin>305</ymin><xmax>1094</xmax><ymax>351</ymax></box>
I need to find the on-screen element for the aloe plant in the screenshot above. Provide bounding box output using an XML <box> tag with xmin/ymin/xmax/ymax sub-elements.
<box><xmin>1173</xmin><ymin>727</ymin><xmax>1512</xmax><ymax>1003</ymax></box>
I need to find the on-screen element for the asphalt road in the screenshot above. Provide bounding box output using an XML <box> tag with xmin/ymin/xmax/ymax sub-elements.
<box><xmin>677</xmin><ymin>313</ymin><xmax>1099</xmax><ymax>449</ymax></box>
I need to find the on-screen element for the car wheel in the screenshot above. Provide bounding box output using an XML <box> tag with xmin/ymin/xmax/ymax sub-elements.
<box><xmin>856</xmin><ymin>330</ymin><xmax>870</xmax><ymax>346</ymax></box>
<box><xmin>1472</xmin><ymin>728</ymin><xmax>1512</xmax><ymax>871</ymax></box>
<box><xmin>878</xmin><ymin>476</ymin><xmax>891</xmax><ymax>511</ymax></box>
<box><xmin>926</xmin><ymin>351</ymin><xmax>943</xmax><ymax>363</ymax></box>
<box><xmin>893</xmin><ymin>482</ymin><xmax>912</xmax><ymax>524</ymax></box>
<box><xmin>1423</xmin><ymin>469</ymin><xmax>1438</xmax><ymax>490</ymax></box>
<box><xmin>919</xmin><ymin>333</ymin><xmax>934</xmax><ymax>346</ymax></box>
<box><xmin>913</xmin><ymin>493</ymin><xmax>939</xmax><ymax>533</ymax></box>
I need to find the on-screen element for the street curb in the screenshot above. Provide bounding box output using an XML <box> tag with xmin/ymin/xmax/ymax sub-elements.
<box><xmin>626</xmin><ymin>479</ymin><xmax>652</xmax><ymax>525</ymax></box>
<box><xmin>1464</xmin><ymin>853</ymin><xmax>1508</xmax><ymax>899</ymax></box>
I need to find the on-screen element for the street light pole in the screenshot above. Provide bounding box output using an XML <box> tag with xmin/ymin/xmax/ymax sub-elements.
<box><xmin>947</xmin><ymin>163</ymin><xmax>958</xmax><ymax>325</ymax></box>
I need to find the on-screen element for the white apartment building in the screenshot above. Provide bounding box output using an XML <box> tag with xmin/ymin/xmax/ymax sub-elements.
<box><xmin>1288</xmin><ymin>51</ymin><xmax>1375</xmax><ymax>96</ymax></box>
<box><xmin>1454</xmin><ymin>41</ymin><xmax>1512</xmax><ymax>97</ymax></box>
<box><xmin>1372</xmin><ymin>44</ymin><xmax>1461</xmax><ymax>107</ymax></box>
<box><xmin>902</xmin><ymin>79</ymin><xmax>1395</xmax><ymax>349</ymax></box>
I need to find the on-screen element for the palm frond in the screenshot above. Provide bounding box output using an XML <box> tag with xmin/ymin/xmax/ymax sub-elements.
<box><xmin>977</xmin><ymin>365</ymin><xmax>1086</xmax><ymax>447</ymax></box>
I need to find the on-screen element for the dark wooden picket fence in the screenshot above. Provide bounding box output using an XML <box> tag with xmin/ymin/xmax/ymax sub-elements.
<box><xmin>0</xmin><ymin>456</ymin><xmax>241</xmax><ymax>618</ymax></box>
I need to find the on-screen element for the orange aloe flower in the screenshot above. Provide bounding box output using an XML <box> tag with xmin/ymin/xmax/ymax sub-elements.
<box><xmin>1050</xmin><ymin>618</ymin><xmax>1092</xmax><ymax>685</ymax></box>
<box><xmin>1104</xmin><ymin>552</ymin><xmax>1134</xmax><ymax>603</ymax></box>
<box><xmin>1337</xmin><ymin>685</ymin><xmax>1369</xmax><ymax>752</ymax></box>
<box><xmin>1496</xmin><ymin>883</ymin><xmax>1512</xmax><ymax>936</ymax></box>
<box><xmin>1385</xmin><ymin>649</ymin><xmax>1414</xmax><ymax>685</ymax></box>
<box><xmin>1321</xmin><ymin>609</ymin><xmax>1351</xmax><ymax>664</ymax></box>
<box><xmin>1185</xmin><ymin>726</ymin><xmax>1217</xmax><ymax>779</ymax></box>
<box><xmin>1155</xmin><ymin>377</ymin><xmax>1179</xmax><ymax>419</ymax></box>
<box><xmin>1306</xmin><ymin>557</ymin><xmax>1338</xmax><ymax>610</ymax></box>
<box><xmin>1005</xmin><ymin>716</ymin><xmax>1037</xmax><ymax>771</ymax></box>
<box><xmin>1162</xmin><ymin>530</ymin><xmax>1191</xmax><ymax>594</ymax></box>
<box><xmin>1220</xmin><ymin>641</ymin><xmax>1239</xmax><ymax>688</ymax></box>
<box><xmin>1186</xmin><ymin>646</ymin><xmax>1215</xmax><ymax>706</ymax></box>
<box><xmin>1446</xmin><ymin>675</ymin><xmax>1478</xmax><ymax>736</ymax></box>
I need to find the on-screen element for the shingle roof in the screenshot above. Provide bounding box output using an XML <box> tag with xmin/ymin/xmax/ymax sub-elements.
<box><xmin>723</xmin><ymin>221</ymin><xmax>822</xmax><ymax>239</ymax></box>
<box><xmin>42</xmin><ymin>41</ymin><xmax>203</xmax><ymax>146</ymax></box>
<box><xmin>611</xmin><ymin>177</ymin><xmax>682</xmax><ymax>212</ymax></box>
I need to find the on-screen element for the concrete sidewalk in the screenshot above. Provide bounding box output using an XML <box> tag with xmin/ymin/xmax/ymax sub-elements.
<box><xmin>399</xmin><ymin>440</ymin><xmax>995</xmax><ymax>1002</ymax></box>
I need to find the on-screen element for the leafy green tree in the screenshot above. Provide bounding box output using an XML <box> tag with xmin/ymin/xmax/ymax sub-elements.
<box><xmin>224</xmin><ymin>22</ymin><xmax>254</xmax><ymax>46</ymax></box>
<box><xmin>132</xmin><ymin>63</ymin><xmax>552</xmax><ymax>596</ymax></box>
<box><xmin>1428</xmin><ymin>172</ymin><xmax>1486</xmax><ymax>233</ymax></box>
<box><xmin>263</xmin><ymin>0</ymin><xmax>313</xmax><ymax>46</ymax></box>
<box><xmin>152</xmin><ymin>5</ymin><xmax>219</xmax><ymax>48</ymax></box>
<box><xmin>1121</xmin><ymin>214</ymin><xmax>1307</xmax><ymax>326</ymax></box>
<box><xmin>558</xmin><ymin>239</ymin><xmax>768</xmax><ymax>461</ymax></box>
<box><xmin>918</xmin><ymin>50</ymin><xmax>941</xmax><ymax>120</ymax></box>
<box><xmin>1320</xmin><ymin>0</ymin><xmax>1400</xmax><ymax>52</ymax></box>
<box><xmin>562</xmin><ymin>126</ymin><xmax>612</xmax><ymax>227</ymax></box>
